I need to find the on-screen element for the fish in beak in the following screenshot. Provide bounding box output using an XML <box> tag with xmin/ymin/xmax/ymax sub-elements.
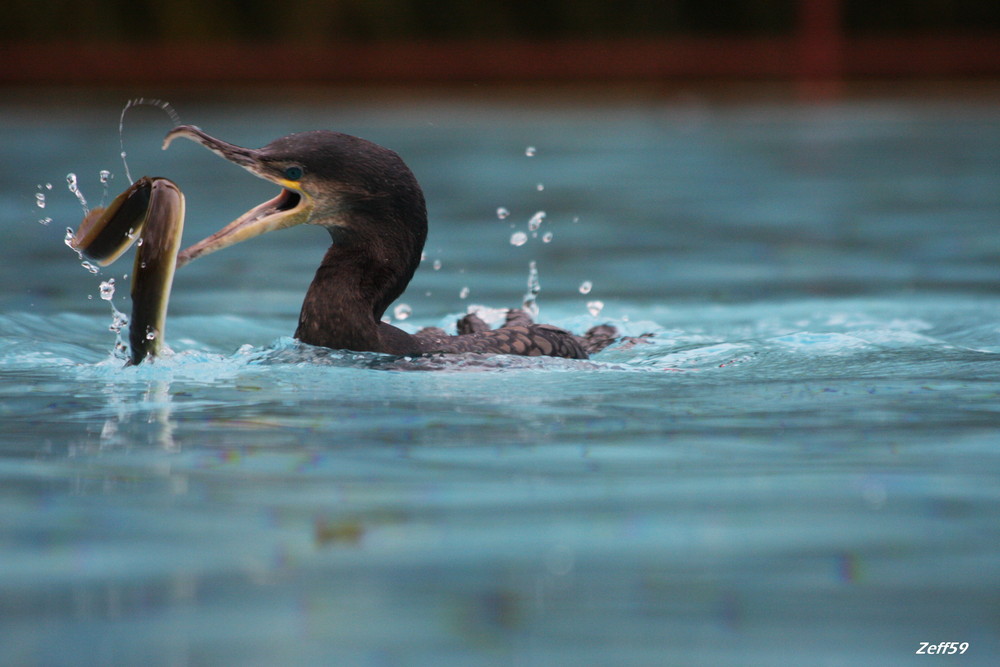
<box><xmin>71</xmin><ymin>176</ymin><xmax>185</xmax><ymax>365</ymax></box>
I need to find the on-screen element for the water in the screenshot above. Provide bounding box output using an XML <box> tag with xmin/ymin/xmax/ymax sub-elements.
<box><xmin>2</xmin><ymin>88</ymin><xmax>999</xmax><ymax>666</ymax></box>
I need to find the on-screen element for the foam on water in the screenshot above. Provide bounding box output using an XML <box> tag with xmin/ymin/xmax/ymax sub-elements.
<box><xmin>3</xmin><ymin>295</ymin><xmax>998</xmax><ymax>379</ymax></box>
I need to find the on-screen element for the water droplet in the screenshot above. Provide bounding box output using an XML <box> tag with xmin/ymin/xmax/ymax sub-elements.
<box><xmin>109</xmin><ymin>308</ymin><xmax>128</xmax><ymax>333</ymax></box>
<box><xmin>38</xmin><ymin>217</ymin><xmax>52</xmax><ymax>226</ymax></box>
<box><xmin>136</xmin><ymin>237</ymin><xmax>143</xmax><ymax>247</ymax></box>
<box><xmin>496</xmin><ymin>206</ymin><xmax>509</xmax><ymax>220</ymax></box>
<box><xmin>528</xmin><ymin>211</ymin><xmax>546</xmax><ymax>231</ymax></box>
<box><xmin>99</xmin><ymin>278</ymin><xmax>116</xmax><ymax>301</ymax></box>
<box><xmin>145</xmin><ymin>328</ymin><xmax>157</xmax><ymax>341</ymax></box>
<box><xmin>579</xmin><ymin>280</ymin><xmax>593</xmax><ymax>295</ymax></box>
<box><xmin>432</xmin><ymin>259</ymin><xmax>442</xmax><ymax>271</ymax></box>
<box><xmin>572</xmin><ymin>216</ymin><xmax>580</xmax><ymax>223</ymax></box>
<box><xmin>99</xmin><ymin>170</ymin><xmax>111</xmax><ymax>184</ymax></box>
<box><xmin>45</xmin><ymin>183</ymin><xmax>52</xmax><ymax>190</ymax></box>
<box><xmin>64</xmin><ymin>227</ymin><xmax>77</xmax><ymax>249</ymax></box>
<box><xmin>523</xmin><ymin>260</ymin><xmax>540</xmax><ymax>318</ymax></box>
<box><xmin>542</xmin><ymin>231</ymin><xmax>553</xmax><ymax>243</ymax></box>
<box><xmin>67</xmin><ymin>172</ymin><xmax>88</xmax><ymax>212</ymax></box>
<box><xmin>536</xmin><ymin>183</ymin><xmax>545</xmax><ymax>192</ymax></box>
<box><xmin>459</xmin><ymin>286</ymin><xmax>470</xmax><ymax>299</ymax></box>
<box><xmin>35</xmin><ymin>192</ymin><xmax>46</xmax><ymax>208</ymax></box>
<box><xmin>81</xmin><ymin>261</ymin><xmax>99</xmax><ymax>274</ymax></box>
<box><xmin>420</xmin><ymin>251</ymin><xmax>427</xmax><ymax>261</ymax></box>
<box><xmin>587</xmin><ymin>300</ymin><xmax>604</xmax><ymax>317</ymax></box>
<box><xmin>510</xmin><ymin>231</ymin><xmax>528</xmax><ymax>246</ymax></box>
<box><xmin>393</xmin><ymin>303</ymin><xmax>412</xmax><ymax>320</ymax></box>
<box><xmin>525</xmin><ymin>146</ymin><xmax>536</xmax><ymax>157</ymax></box>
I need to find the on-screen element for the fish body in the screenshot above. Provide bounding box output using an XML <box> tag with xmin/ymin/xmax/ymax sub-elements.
<box><xmin>72</xmin><ymin>177</ymin><xmax>185</xmax><ymax>364</ymax></box>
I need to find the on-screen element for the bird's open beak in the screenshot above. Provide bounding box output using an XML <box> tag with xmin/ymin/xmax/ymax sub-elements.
<box><xmin>163</xmin><ymin>125</ymin><xmax>314</xmax><ymax>267</ymax></box>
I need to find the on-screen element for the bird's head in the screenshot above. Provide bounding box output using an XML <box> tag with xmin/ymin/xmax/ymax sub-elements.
<box><xmin>163</xmin><ymin>125</ymin><xmax>427</xmax><ymax>268</ymax></box>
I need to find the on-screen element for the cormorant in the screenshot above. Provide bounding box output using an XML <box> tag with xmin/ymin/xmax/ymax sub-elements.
<box><xmin>163</xmin><ymin>126</ymin><xmax>612</xmax><ymax>359</ymax></box>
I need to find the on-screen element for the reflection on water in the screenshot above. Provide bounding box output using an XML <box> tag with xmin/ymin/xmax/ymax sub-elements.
<box><xmin>97</xmin><ymin>380</ymin><xmax>177</xmax><ymax>452</ymax></box>
<box><xmin>1</xmin><ymin>89</ymin><xmax>1000</xmax><ymax>666</ymax></box>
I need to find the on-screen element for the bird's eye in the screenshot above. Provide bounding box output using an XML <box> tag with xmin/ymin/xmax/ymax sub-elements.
<box><xmin>284</xmin><ymin>166</ymin><xmax>303</xmax><ymax>181</ymax></box>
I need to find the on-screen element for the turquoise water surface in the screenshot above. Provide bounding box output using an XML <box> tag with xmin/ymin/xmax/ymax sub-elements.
<box><xmin>2</xmin><ymin>88</ymin><xmax>999</xmax><ymax>665</ymax></box>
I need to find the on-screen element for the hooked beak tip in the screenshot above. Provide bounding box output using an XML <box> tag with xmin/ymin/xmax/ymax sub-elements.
<box><xmin>162</xmin><ymin>124</ymin><xmax>205</xmax><ymax>151</ymax></box>
<box><xmin>162</xmin><ymin>124</ymin><xmax>259</xmax><ymax>170</ymax></box>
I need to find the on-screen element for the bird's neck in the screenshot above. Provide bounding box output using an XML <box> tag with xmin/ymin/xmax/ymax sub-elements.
<box><xmin>294</xmin><ymin>233</ymin><xmax>420</xmax><ymax>353</ymax></box>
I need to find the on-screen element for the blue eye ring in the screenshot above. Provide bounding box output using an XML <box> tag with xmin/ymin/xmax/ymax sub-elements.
<box><xmin>284</xmin><ymin>166</ymin><xmax>303</xmax><ymax>181</ymax></box>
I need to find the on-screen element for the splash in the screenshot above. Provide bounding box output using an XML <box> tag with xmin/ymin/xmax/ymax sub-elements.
<box><xmin>98</xmin><ymin>169</ymin><xmax>112</xmax><ymax>207</ymax></box>
<box><xmin>118</xmin><ymin>98</ymin><xmax>181</xmax><ymax>185</ymax></box>
<box><xmin>394</xmin><ymin>303</ymin><xmax>412</xmax><ymax>320</ymax></box>
<box><xmin>99</xmin><ymin>278</ymin><xmax>116</xmax><ymax>301</ymax></box>
<box><xmin>522</xmin><ymin>260</ymin><xmax>540</xmax><ymax>319</ymax></box>
<box><xmin>109</xmin><ymin>307</ymin><xmax>128</xmax><ymax>333</ymax></box>
<box><xmin>35</xmin><ymin>186</ymin><xmax>52</xmax><ymax>225</ymax></box>
<box><xmin>36</xmin><ymin>182</ymin><xmax>53</xmax><ymax>224</ymax></box>
<box><xmin>108</xmin><ymin>304</ymin><xmax>132</xmax><ymax>362</ymax></box>
<box><xmin>528</xmin><ymin>211</ymin><xmax>545</xmax><ymax>232</ymax></box>
<box><xmin>66</xmin><ymin>172</ymin><xmax>87</xmax><ymax>214</ymax></box>
<box><xmin>64</xmin><ymin>227</ymin><xmax>81</xmax><ymax>258</ymax></box>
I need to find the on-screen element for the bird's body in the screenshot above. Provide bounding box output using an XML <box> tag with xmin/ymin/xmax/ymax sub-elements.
<box><xmin>164</xmin><ymin>125</ymin><xmax>609</xmax><ymax>359</ymax></box>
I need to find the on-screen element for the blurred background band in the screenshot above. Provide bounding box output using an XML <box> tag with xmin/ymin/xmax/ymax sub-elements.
<box><xmin>2</xmin><ymin>0</ymin><xmax>999</xmax><ymax>86</ymax></box>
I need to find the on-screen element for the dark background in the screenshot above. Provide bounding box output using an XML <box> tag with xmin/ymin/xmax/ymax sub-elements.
<box><xmin>4</xmin><ymin>0</ymin><xmax>999</xmax><ymax>41</ymax></box>
<box><xmin>2</xmin><ymin>0</ymin><xmax>999</xmax><ymax>85</ymax></box>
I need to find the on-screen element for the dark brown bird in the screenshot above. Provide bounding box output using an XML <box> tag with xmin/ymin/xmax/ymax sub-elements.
<box><xmin>164</xmin><ymin>126</ymin><xmax>610</xmax><ymax>359</ymax></box>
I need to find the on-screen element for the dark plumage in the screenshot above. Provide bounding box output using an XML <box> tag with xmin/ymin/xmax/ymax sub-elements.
<box><xmin>164</xmin><ymin>125</ymin><xmax>612</xmax><ymax>359</ymax></box>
